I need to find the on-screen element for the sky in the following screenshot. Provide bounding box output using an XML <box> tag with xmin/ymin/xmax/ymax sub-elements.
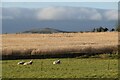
<box><xmin>1</xmin><ymin>0</ymin><xmax>119</xmax><ymax>33</ymax></box>
<box><xmin>1</xmin><ymin>2</ymin><xmax>118</xmax><ymax>21</ymax></box>
<box><xmin>1</xmin><ymin>0</ymin><xmax>120</xmax><ymax>2</ymax></box>
<box><xmin>1</xmin><ymin>2</ymin><xmax>118</xmax><ymax>10</ymax></box>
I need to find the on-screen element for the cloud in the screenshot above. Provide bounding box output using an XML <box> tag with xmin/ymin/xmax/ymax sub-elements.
<box><xmin>36</xmin><ymin>7</ymin><xmax>67</xmax><ymax>20</ymax></box>
<box><xmin>1</xmin><ymin>16</ymin><xmax>14</xmax><ymax>20</ymax></box>
<box><xmin>36</xmin><ymin>7</ymin><xmax>103</xmax><ymax>20</ymax></box>
<box><xmin>104</xmin><ymin>10</ymin><xmax>118</xmax><ymax>20</ymax></box>
<box><xmin>77</xmin><ymin>8</ymin><xmax>102</xmax><ymax>20</ymax></box>
<box><xmin>90</xmin><ymin>13</ymin><xmax>102</xmax><ymax>20</ymax></box>
<box><xmin>2</xmin><ymin>8</ymin><xmax>36</xmax><ymax>20</ymax></box>
<box><xmin>2</xmin><ymin>7</ymin><xmax>117</xmax><ymax>21</ymax></box>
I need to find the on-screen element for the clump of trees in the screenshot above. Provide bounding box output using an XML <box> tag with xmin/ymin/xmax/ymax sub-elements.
<box><xmin>92</xmin><ymin>26</ymin><xmax>115</xmax><ymax>32</ymax></box>
<box><xmin>116</xmin><ymin>26</ymin><xmax>120</xmax><ymax>32</ymax></box>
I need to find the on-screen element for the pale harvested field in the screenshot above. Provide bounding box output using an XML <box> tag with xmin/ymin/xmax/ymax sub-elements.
<box><xmin>1</xmin><ymin>32</ymin><xmax>119</xmax><ymax>56</ymax></box>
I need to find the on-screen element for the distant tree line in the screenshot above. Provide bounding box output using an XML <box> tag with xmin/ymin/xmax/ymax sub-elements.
<box><xmin>4</xmin><ymin>26</ymin><xmax>120</xmax><ymax>34</ymax></box>
<box><xmin>92</xmin><ymin>26</ymin><xmax>115</xmax><ymax>32</ymax></box>
<box><xmin>116</xmin><ymin>25</ymin><xmax>120</xmax><ymax>32</ymax></box>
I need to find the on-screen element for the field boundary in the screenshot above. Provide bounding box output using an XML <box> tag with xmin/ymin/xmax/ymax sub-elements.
<box><xmin>2</xmin><ymin>45</ymin><xmax>118</xmax><ymax>60</ymax></box>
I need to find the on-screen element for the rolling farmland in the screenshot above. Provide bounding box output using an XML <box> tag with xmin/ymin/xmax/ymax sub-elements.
<box><xmin>2</xmin><ymin>32</ymin><xmax>118</xmax><ymax>49</ymax></box>
<box><xmin>1</xmin><ymin>3</ymin><xmax>119</xmax><ymax>79</ymax></box>
<box><xmin>1</xmin><ymin>32</ymin><xmax>119</xmax><ymax>78</ymax></box>
<box><xmin>2</xmin><ymin>58</ymin><xmax>118</xmax><ymax>78</ymax></box>
<box><xmin>1</xmin><ymin>32</ymin><xmax>118</xmax><ymax>58</ymax></box>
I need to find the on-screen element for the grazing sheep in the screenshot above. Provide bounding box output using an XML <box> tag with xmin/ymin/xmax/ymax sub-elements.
<box><xmin>23</xmin><ymin>60</ymin><xmax>33</xmax><ymax>65</ymax></box>
<box><xmin>17</xmin><ymin>61</ymin><xmax>25</xmax><ymax>65</ymax></box>
<box><xmin>53</xmin><ymin>60</ymin><xmax>60</xmax><ymax>64</ymax></box>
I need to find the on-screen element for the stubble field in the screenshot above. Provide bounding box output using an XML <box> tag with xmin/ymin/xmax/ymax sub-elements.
<box><xmin>1</xmin><ymin>32</ymin><xmax>118</xmax><ymax>57</ymax></box>
<box><xmin>1</xmin><ymin>32</ymin><xmax>119</xmax><ymax>78</ymax></box>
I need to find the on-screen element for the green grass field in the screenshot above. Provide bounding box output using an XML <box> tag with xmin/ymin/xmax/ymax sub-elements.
<box><xmin>2</xmin><ymin>58</ymin><xmax>118</xmax><ymax>78</ymax></box>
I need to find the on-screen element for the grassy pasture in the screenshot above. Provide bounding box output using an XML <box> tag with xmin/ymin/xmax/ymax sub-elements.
<box><xmin>2</xmin><ymin>58</ymin><xmax>118</xmax><ymax>78</ymax></box>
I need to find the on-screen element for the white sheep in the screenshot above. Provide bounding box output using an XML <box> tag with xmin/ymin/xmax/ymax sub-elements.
<box><xmin>17</xmin><ymin>61</ymin><xmax>25</xmax><ymax>65</ymax></box>
<box><xmin>53</xmin><ymin>60</ymin><xmax>60</xmax><ymax>64</ymax></box>
<box><xmin>23</xmin><ymin>60</ymin><xmax>33</xmax><ymax>65</ymax></box>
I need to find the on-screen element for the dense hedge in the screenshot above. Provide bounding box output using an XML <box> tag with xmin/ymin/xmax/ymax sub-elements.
<box><xmin>1</xmin><ymin>46</ymin><xmax>118</xmax><ymax>60</ymax></box>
